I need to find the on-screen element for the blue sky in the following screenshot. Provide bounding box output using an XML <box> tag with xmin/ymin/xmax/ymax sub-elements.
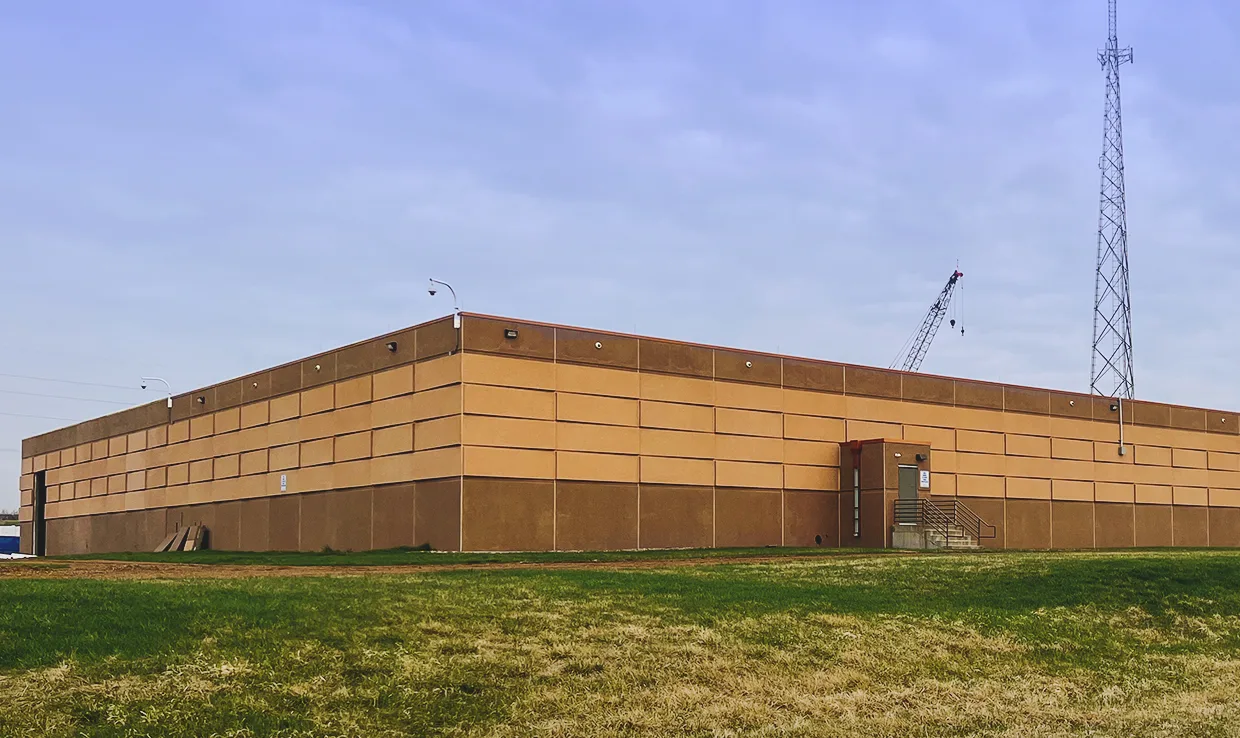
<box><xmin>3</xmin><ymin>1</ymin><xmax>1239</xmax><ymax>509</ymax></box>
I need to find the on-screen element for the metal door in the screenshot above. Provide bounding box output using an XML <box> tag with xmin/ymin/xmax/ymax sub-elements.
<box><xmin>897</xmin><ymin>465</ymin><xmax>919</xmax><ymax>501</ymax></box>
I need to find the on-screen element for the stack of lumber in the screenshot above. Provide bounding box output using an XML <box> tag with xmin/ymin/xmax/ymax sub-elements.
<box><xmin>153</xmin><ymin>525</ymin><xmax>206</xmax><ymax>553</ymax></box>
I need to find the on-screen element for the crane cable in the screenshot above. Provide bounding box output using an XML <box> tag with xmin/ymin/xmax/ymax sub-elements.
<box><xmin>891</xmin><ymin>320</ymin><xmax>923</xmax><ymax>369</ymax></box>
<box><xmin>951</xmin><ymin>275</ymin><xmax>965</xmax><ymax>336</ymax></box>
<box><xmin>890</xmin><ymin>266</ymin><xmax>966</xmax><ymax>371</ymax></box>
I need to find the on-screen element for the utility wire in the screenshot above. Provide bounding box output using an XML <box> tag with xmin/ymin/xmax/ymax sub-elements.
<box><xmin>0</xmin><ymin>388</ymin><xmax>133</xmax><ymax>405</ymax></box>
<box><xmin>0</xmin><ymin>372</ymin><xmax>145</xmax><ymax>393</ymax></box>
<box><xmin>0</xmin><ymin>411</ymin><xmax>79</xmax><ymax>422</ymax></box>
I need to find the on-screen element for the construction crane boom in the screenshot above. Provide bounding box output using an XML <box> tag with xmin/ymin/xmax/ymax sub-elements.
<box><xmin>891</xmin><ymin>269</ymin><xmax>964</xmax><ymax>373</ymax></box>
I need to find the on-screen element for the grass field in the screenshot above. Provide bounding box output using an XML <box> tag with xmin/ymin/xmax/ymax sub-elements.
<box><xmin>3</xmin><ymin>549</ymin><xmax>1240</xmax><ymax>737</ymax></box>
<box><xmin>54</xmin><ymin>545</ymin><xmax>900</xmax><ymax>567</ymax></box>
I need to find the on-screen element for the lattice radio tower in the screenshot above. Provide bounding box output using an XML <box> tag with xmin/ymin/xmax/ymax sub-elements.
<box><xmin>1090</xmin><ymin>0</ymin><xmax>1135</xmax><ymax>399</ymax></box>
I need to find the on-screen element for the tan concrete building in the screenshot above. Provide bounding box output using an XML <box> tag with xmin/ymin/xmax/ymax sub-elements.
<box><xmin>17</xmin><ymin>313</ymin><xmax>1240</xmax><ymax>555</ymax></box>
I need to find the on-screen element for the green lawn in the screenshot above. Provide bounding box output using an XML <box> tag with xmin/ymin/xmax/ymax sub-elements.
<box><xmin>54</xmin><ymin>545</ymin><xmax>900</xmax><ymax>567</ymax></box>
<box><xmin>3</xmin><ymin>549</ymin><xmax>1240</xmax><ymax>736</ymax></box>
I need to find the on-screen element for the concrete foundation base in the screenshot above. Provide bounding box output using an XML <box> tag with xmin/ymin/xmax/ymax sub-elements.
<box><xmin>892</xmin><ymin>525</ymin><xmax>927</xmax><ymax>550</ymax></box>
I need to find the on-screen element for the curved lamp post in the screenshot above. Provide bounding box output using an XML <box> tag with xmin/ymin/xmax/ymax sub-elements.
<box><xmin>428</xmin><ymin>278</ymin><xmax>461</xmax><ymax>328</ymax></box>
<box><xmin>140</xmin><ymin>377</ymin><xmax>173</xmax><ymax>408</ymax></box>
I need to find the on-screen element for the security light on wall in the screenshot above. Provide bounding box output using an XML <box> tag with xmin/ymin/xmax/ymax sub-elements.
<box><xmin>386</xmin><ymin>341</ymin><xmax>398</xmax><ymax>352</ymax></box>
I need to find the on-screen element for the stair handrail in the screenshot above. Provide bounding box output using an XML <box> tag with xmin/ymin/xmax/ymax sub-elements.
<box><xmin>893</xmin><ymin>498</ymin><xmax>921</xmax><ymax>525</ymax></box>
<box><xmin>928</xmin><ymin>498</ymin><xmax>997</xmax><ymax>540</ymax></box>
<box><xmin>948</xmin><ymin>498</ymin><xmax>996</xmax><ymax>540</ymax></box>
<box><xmin>894</xmin><ymin>497</ymin><xmax>996</xmax><ymax>547</ymax></box>
<box><xmin>929</xmin><ymin>499</ymin><xmax>979</xmax><ymax>541</ymax></box>
<box><xmin>919</xmin><ymin>498</ymin><xmax>953</xmax><ymax>545</ymax></box>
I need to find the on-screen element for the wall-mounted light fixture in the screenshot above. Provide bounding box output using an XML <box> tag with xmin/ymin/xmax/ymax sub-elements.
<box><xmin>195</xmin><ymin>396</ymin><xmax>205</xmax><ymax>405</ymax></box>
<box><xmin>745</xmin><ymin>361</ymin><xmax>752</xmax><ymax>368</ymax></box>
<box><xmin>916</xmin><ymin>453</ymin><xmax>928</xmax><ymax>462</ymax></box>
<box><xmin>386</xmin><ymin>341</ymin><xmax>398</xmax><ymax>352</ymax></box>
<box><xmin>504</xmin><ymin>329</ymin><xmax>519</xmax><ymax>340</ymax></box>
<box><xmin>595</xmin><ymin>342</ymin><xmax>603</xmax><ymax>350</ymax></box>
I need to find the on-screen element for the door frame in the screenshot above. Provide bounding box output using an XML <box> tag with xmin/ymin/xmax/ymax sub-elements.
<box><xmin>32</xmin><ymin>470</ymin><xmax>47</xmax><ymax>556</ymax></box>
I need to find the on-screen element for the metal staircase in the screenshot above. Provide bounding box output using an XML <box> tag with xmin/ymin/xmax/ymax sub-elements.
<box><xmin>893</xmin><ymin>498</ymin><xmax>996</xmax><ymax>550</ymax></box>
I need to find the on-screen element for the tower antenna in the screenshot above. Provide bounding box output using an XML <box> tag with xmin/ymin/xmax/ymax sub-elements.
<box><xmin>1091</xmin><ymin>0</ymin><xmax>1135</xmax><ymax>399</ymax></box>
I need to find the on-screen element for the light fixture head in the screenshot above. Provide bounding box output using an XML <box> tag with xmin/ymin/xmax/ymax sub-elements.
<box><xmin>1110</xmin><ymin>402</ymin><xmax>1119</xmax><ymax>412</ymax></box>
<box><xmin>386</xmin><ymin>341</ymin><xmax>398</xmax><ymax>352</ymax></box>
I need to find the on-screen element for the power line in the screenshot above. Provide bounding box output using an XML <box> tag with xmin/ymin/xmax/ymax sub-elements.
<box><xmin>0</xmin><ymin>388</ymin><xmax>133</xmax><ymax>405</ymax></box>
<box><xmin>0</xmin><ymin>372</ymin><xmax>145</xmax><ymax>393</ymax></box>
<box><xmin>0</xmin><ymin>411</ymin><xmax>79</xmax><ymax>422</ymax></box>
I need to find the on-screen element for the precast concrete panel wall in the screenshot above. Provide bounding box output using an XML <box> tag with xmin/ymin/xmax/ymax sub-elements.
<box><xmin>17</xmin><ymin>316</ymin><xmax>466</xmax><ymax>555</ymax></box>
<box><xmin>18</xmin><ymin>313</ymin><xmax>1240</xmax><ymax>554</ymax></box>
